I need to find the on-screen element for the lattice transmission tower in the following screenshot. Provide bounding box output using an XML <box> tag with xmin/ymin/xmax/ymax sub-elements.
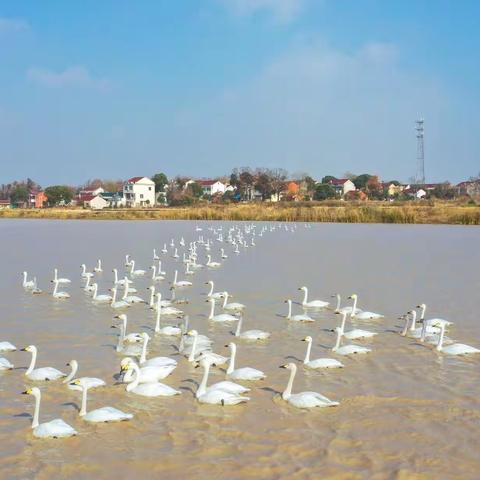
<box><xmin>415</xmin><ymin>119</ymin><xmax>425</xmax><ymax>185</ymax></box>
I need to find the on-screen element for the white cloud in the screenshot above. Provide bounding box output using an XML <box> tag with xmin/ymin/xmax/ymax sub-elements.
<box><xmin>27</xmin><ymin>66</ymin><xmax>109</xmax><ymax>91</ymax></box>
<box><xmin>220</xmin><ymin>0</ymin><xmax>307</xmax><ymax>23</ymax></box>
<box><xmin>0</xmin><ymin>17</ymin><xmax>29</xmax><ymax>33</ymax></box>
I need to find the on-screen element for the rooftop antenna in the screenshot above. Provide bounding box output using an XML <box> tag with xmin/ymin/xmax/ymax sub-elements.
<box><xmin>415</xmin><ymin>119</ymin><xmax>425</xmax><ymax>185</ymax></box>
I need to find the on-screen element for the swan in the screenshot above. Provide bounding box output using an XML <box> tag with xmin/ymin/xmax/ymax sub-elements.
<box><xmin>298</xmin><ymin>286</ymin><xmax>329</xmax><ymax>309</ymax></box>
<box><xmin>83</xmin><ymin>275</ymin><xmax>95</xmax><ymax>293</ymax></box>
<box><xmin>91</xmin><ymin>283</ymin><xmax>112</xmax><ymax>302</ymax></box>
<box><xmin>80</xmin><ymin>264</ymin><xmax>94</xmax><ymax>279</ymax></box>
<box><xmin>129</xmin><ymin>260</ymin><xmax>146</xmax><ymax>277</ymax></box>
<box><xmin>125</xmin><ymin>254</ymin><xmax>133</xmax><ymax>267</ymax></box>
<box><xmin>180</xmin><ymin>237</ymin><xmax>185</xmax><ymax>247</ymax></box>
<box><xmin>280</xmin><ymin>363</ymin><xmax>339</xmax><ymax>409</ymax></box>
<box><xmin>285</xmin><ymin>300</ymin><xmax>314</xmax><ymax>322</ymax></box>
<box><xmin>179</xmin><ymin>318</ymin><xmax>212</xmax><ymax>352</ymax></box>
<box><xmin>113</xmin><ymin>322</ymin><xmax>143</xmax><ymax>356</ymax></box>
<box><xmin>122</xmin><ymin>280</ymin><xmax>145</xmax><ymax>304</ymax></box>
<box><xmin>187</xmin><ymin>330</ymin><xmax>227</xmax><ymax>365</ymax></box>
<box><xmin>205</xmin><ymin>281</ymin><xmax>225</xmax><ymax>300</ymax></box>
<box><xmin>113</xmin><ymin>314</ymin><xmax>143</xmax><ymax>343</ymax></box>
<box><xmin>206</xmin><ymin>255</ymin><xmax>221</xmax><ymax>268</ymax></box>
<box><xmin>22</xmin><ymin>271</ymin><xmax>36</xmax><ymax>289</ymax></box>
<box><xmin>150</xmin><ymin>265</ymin><xmax>165</xmax><ymax>282</ymax></box>
<box><xmin>22</xmin><ymin>387</ymin><xmax>77</xmax><ymax>438</ymax></box>
<box><xmin>110</xmin><ymin>287</ymin><xmax>130</xmax><ymax>309</ymax></box>
<box><xmin>337</xmin><ymin>311</ymin><xmax>377</xmax><ymax>339</ymax></box>
<box><xmin>154</xmin><ymin>303</ymin><xmax>182</xmax><ymax>336</ymax></box>
<box><xmin>63</xmin><ymin>360</ymin><xmax>106</xmax><ymax>390</ymax></box>
<box><xmin>0</xmin><ymin>341</ymin><xmax>16</xmax><ymax>352</ymax></box>
<box><xmin>112</xmin><ymin>268</ymin><xmax>133</xmax><ymax>286</ymax></box>
<box><xmin>399</xmin><ymin>312</ymin><xmax>452</xmax><ymax>345</ymax></box>
<box><xmin>155</xmin><ymin>293</ymin><xmax>184</xmax><ymax>316</ymax></box>
<box><xmin>185</xmin><ymin>262</ymin><xmax>195</xmax><ymax>276</ymax></box>
<box><xmin>195</xmin><ymin>359</ymin><xmax>250</xmax><ymax>405</ymax></box>
<box><xmin>125</xmin><ymin>363</ymin><xmax>181</xmax><ymax>397</ymax></box>
<box><xmin>225</xmin><ymin>342</ymin><xmax>266</xmax><ymax>380</ymax></box>
<box><xmin>137</xmin><ymin>332</ymin><xmax>177</xmax><ymax>367</ymax></box>
<box><xmin>172</xmin><ymin>270</ymin><xmax>192</xmax><ymax>288</ymax></box>
<box><xmin>234</xmin><ymin>315</ymin><xmax>270</xmax><ymax>340</ymax></box>
<box><xmin>153</xmin><ymin>248</ymin><xmax>160</xmax><ymax>261</ymax></box>
<box><xmin>120</xmin><ymin>357</ymin><xmax>176</xmax><ymax>382</ymax></box>
<box><xmin>147</xmin><ymin>287</ymin><xmax>172</xmax><ymax>309</ymax></box>
<box><xmin>53</xmin><ymin>268</ymin><xmax>71</xmax><ymax>284</ymax></box>
<box><xmin>161</xmin><ymin>243</ymin><xmax>168</xmax><ymax>254</ymax></box>
<box><xmin>157</xmin><ymin>260</ymin><xmax>166</xmax><ymax>276</ymax></box>
<box><xmin>332</xmin><ymin>328</ymin><xmax>371</xmax><ymax>355</ymax></box>
<box><xmin>332</xmin><ymin>293</ymin><xmax>362</xmax><ymax>314</ymax></box>
<box><xmin>183</xmin><ymin>329</ymin><xmax>212</xmax><ymax>360</ymax></box>
<box><xmin>21</xmin><ymin>345</ymin><xmax>66</xmax><ymax>381</ymax></box>
<box><xmin>172</xmin><ymin>248</ymin><xmax>180</xmax><ymax>259</ymax></box>
<box><xmin>207</xmin><ymin>298</ymin><xmax>239</xmax><ymax>322</ymax></box>
<box><xmin>51</xmin><ymin>279</ymin><xmax>70</xmax><ymax>299</ymax></box>
<box><xmin>222</xmin><ymin>292</ymin><xmax>246</xmax><ymax>312</ymax></box>
<box><xmin>435</xmin><ymin>323</ymin><xmax>480</xmax><ymax>355</ymax></box>
<box><xmin>94</xmin><ymin>259</ymin><xmax>103</xmax><ymax>273</ymax></box>
<box><xmin>301</xmin><ymin>336</ymin><xmax>344</xmax><ymax>369</ymax></box>
<box><xmin>220</xmin><ymin>248</ymin><xmax>228</xmax><ymax>259</ymax></box>
<box><xmin>348</xmin><ymin>295</ymin><xmax>384</xmax><ymax>320</ymax></box>
<box><xmin>0</xmin><ymin>356</ymin><xmax>14</xmax><ymax>369</ymax></box>
<box><xmin>73</xmin><ymin>381</ymin><xmax>133</xmax><ymax>422</ymax></box>
<box><xmin>416</xmin><ymin>304</ymin><xmax>453</xmax><ymax>329</ymax></box>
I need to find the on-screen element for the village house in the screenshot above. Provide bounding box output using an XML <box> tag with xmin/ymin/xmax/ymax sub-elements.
<box><xmin>123</xmin><ymin>177</ymin><xmax>156</xmax><ymax>207</ymax></box>
<box><xmin>381</xmin><ymin>183</ymin><xmax>405</xmax><ymax>197</ymax></box>
<box><xmin>77</xmin><ymin>187</ymin><xmax>105</xmax><ymax>203</ymax></box>
<box><xmin>457</xmin><ymin>180</ymin><xmax>480</xmax><ymax>197</ymax></box>
<box><xmin>0</xmin><ymin>199</ymin><xmax>11</xmax><ymax>209</ymax></box>
<box><xmin>327</xmin><ymin>178</ymin><xmax>356</xmax><ymax>197</ymax></box>
<box><xmin>82</xmin><ymin>194</ymin><xmax>108</xmax><ymax>210</ymax></box>
<box><xmin>101</xmin><ymin>192</ymin><xmax>126</xmax><ymax>208</ymax></box>
<box><xmin>197</xmin><ymin>180</ymin><xmax>227</xmax><ymax>196</ymax></box>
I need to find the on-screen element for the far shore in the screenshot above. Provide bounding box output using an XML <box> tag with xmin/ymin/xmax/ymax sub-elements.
<box><xmin>0</xmin><ymin>201</ymin><xmax>479</xmax><ymax>225</ymax></box>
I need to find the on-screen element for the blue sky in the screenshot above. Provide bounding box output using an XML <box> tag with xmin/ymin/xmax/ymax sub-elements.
<box><xmin>1</xmin><ymin>0</ymin><xmax>479</xmax><ymax>185</ymax></box>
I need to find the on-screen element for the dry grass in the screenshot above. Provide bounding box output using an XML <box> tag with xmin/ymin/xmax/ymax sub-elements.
<box><xmin>0</xmin><ymin>202</ymin><xmax>479</xmax><ymax>225</ymax></box>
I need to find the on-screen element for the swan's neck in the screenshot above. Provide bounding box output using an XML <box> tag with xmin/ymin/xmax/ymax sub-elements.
<box><xmin>222</xmin><ymin>293</ymin><xmax>228</xmax><ymax>308</ymax></box>
<box><xmin>197</xmin><ymin>363</ymin><xmax>210</xmax><ymax>398</ymax></box>
<box><xmin>188</xmin><ymin>334</ymin><xmax>198</xmax><ymax>362</ymax></box>
<box><xmin>26</xmin><ymin>348</ymin><xmax>37</xmax><ymax>375</ymax></box>
<box><xmin>154</xmin><ymin>306</ymin><xmax>162</xmax><ymax>333</ymax></box>
<box><xmin>340</xmin><ymin>313</ymin><xmax>347</xmax><ymax>333</ymax></box>
<box><xmin>116</xmin><ymin>324</ymin><xmax>124</xmax><ymax>351</ymax></box>
<box><xmin>140</xmin><ymin>336</ymin><xmax>149</xmax><ymax>364</ymax></box>
<box><xmin>409</xmin><ymin>311</ymin><xmax>417</xmax><ymax>331</ymax></box>
<box><xmin>85</xmin><ymin>276</ymin><xmax>91</xmax><ymax>289</ymax></box>
<box><xmin>420</xmin><ymin>305</ymin><xmax>426</xmax><ymax>320</ymax></box>
<box><xmin>302</xmin><ymin>288</ymin><xmax>308</xmax><ymax>305</ymax></box>
<box><xmin>113</xmin><ymin>269</ymin><xmax>118</xmax><ymax>283</ymax></box>
<box><xmin>79</xmin><ymin>386</ymin><xmax>88</xmax><ymax>416</ymax></box>
<box><xmin>208</xmin><ymin>283</ymin><xmax>214</xmax><ymax>296</ymax></box>
<box><xmin>53</xmin><ymin>281</ymin><xmax>59</xmax><ymax>296</ymax></box>
<box><xmin>282</xmin><ymin>368</ymin><xmax>296</xmax><ymax>400</ymax></box>
<box><xmin>351</xmin><ymin>296</ymin><xmax>358</xmax><ymax>316</ymax></box>
<box><xmin>149</xmin><ymin>288</ymin><xmax>155</xmax><ymax>307</ymax></box>
<box><xmin>151</xmin><ymin>266</ymin><xmax>156</xmax><ymax>279</ymax></box>
<box><xmin>286</xmin><ymin>300</ymin><xmax>292</xmax><ymax>319</ymax></box>
<box><xmin>54</xmin><ymin>269</ymin><xmax>58</xmax><ymax>281</ymax></box>
<box><xmin>173</xmin><ymin>271</ymin><xmax>178</xmax><ymax>285</ymax></box>
<box><xmin>63</xmin><ymin>362</ymin><xmax>78</xmax><ymax>383</ymax></box>
<box><xmin>122</xmin><ymin>281</ymin><xmax>129</xmax><ymax>299</ymax></box>
<box><xmin>97</xmin><ymin>259</ymin><xmax>101</xmax><ymax>270</ymax></box>
<box><xmin>234</xmin><ymin>317</ymin><xmax>242</xmax><ymax>337</ymax></box>
<box><xmin>436</xmin><ymin>324</ymin><xmax>445</xmax><ymax>351</ymax></box>
<box><xmin>126</xmin><ymin>365</ymin><xmax>140</xmax><ymax>392</ymax></box>
<box><xmin>32</xmin><ymin>391</ymin><xmax>41</xmax><ymax>428</ymax></box>
<box><xmin>226</xmin><ymin>346</ymin><xmax>236</xmax><ymax>374</ymax></box>
<box><xmin>333</xmin><ymin>331</ymin><xmax>342</xmax><ymax>351</ymax></box>
<box><xmin>23</xmin><ymin>272</ymin><xmax>27</xmax><ymax>286</ymax></box>
<box><xmin>335</xmin><ymin>294</ymin><xmax>341</xmax><ymax>312</ymax></box>
<box><xmin>130</xmin><ymin>261</ymin><xmax>135</xmax><ymax>273</ymax></box>
<box><xmin>401</xmin><ymin>317</ymin><xmax>409</xmax><ymax>336</ymax></box>
<box><xmin>304</xmin><ymin>341</ymin><xmax>312</xmax><ymax>364</ymax></box>
<box><xmin>93</xmin><ymin>284</ymin><xmax>98</xmax><ymax>299</ymax></box>
<box><xmin>208</xmin><ymin>301</ymin><xmax>215</xmax><ymax>320</ymax></box>
<box><xmin>81</xmin><ymin>265</ymin><xmax>86</xmax><ymax>274</ymax></box>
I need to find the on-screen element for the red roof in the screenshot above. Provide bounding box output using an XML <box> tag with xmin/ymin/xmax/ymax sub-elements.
<box><xmin>127</xmin><ymin>176</ymin><xmax>145</xmax><ymax>184</ymax></box>
<box><xmin>329</xmin><ymin>178</ymin><xmax>350</xmax><ymax>185</ymax></box>
<box><xmin>81</xmin><ymin>194</ymin><xmax>97</xmax><ymax>202</ymax></box>
<box><xmin>198</xmin><ymin>180</ymin><xmax>219</xmax><ymax>186</ymax></box>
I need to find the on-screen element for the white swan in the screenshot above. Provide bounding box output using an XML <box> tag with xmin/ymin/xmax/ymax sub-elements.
<box><xmin>125</xmin><ymin>363</ymin><xmax>181</xmax><ymax>397</ymax></box>
<box><xmin>337</xmin><ymin>311</ymin><xmax>377</xmax><ymax>339</ymax></box>
<box><xmin>187</xmin><ymin>330</ymin><xmax>228</xmax><ymax>365</ymax></box>
<box><xmin>154</xmin><ymin>303</ymin><xmax>182</xmax><ymax>336</ymax></box>
<box><xmin>113</xmin><ymin>314</ymin><xmax>143</xmax><ymax>343</ymax></box>
<box><xmin>172</xmin><ymin>248</ymin><xmax>180</xmax><ymax>259</ymax></box>
<box><xmin>137</xmin><ymin>332</ymin><xmax>177</xmax><ymax>367</ymax></box>
<box><xmin>153</xmin><ymin>248</ymin><xmax>160</xmax><ymax>261</ymax></box>
<box><xmin>83</xmin><ymin>275</ymin><xmax>95</xmax><ymax>293</ymax></box>
<box><xmin>207</xmin><ymin>298</ymin><xmax>239</xmax><ymax>323</ymax></box>
<box><xmin>161</xmin><ymin>243</ymin><xmax>168</xmax><ymax>254</ymax></box>
<box><xmin>435</xmin><ymin>323</ymin><xmax>480</xmax><ymax>355</ymax></box>
<box><xmin>51</xmin><ymin>279</ymin><xmax>70</xmax><ymax>299</ymax></box>
<box><xmin>0</xmin><ymin>357</ymin><xmax>14</xmax><ymax>370</ymax></box>
<box><xmin>91</xmin><ymin>283</ymin><xmax>112</xmax><ymax>302</ymax></box>
<box><xmin>172</xmin><ymin>270</ymin><xmax>192</xmax><ymax>288</ymax></box>
<box><xmin>125</xmin><ymin>254</ymin><xmax>133</xmax><ymax>267</ymax></box>
<box><xmin>22</xmin><ymin>271</ymin><xmax>35</xmax><ymax>289</ymax></box>
<box><xmin>222</xmin><ymin>292</ymin><xmax>246</xmax><ymax>312</ymax></box>
<box><xmin>63</xmin><ymin>360</ymin><xmax>106</xmax><ymax>390</ymax></box>
<box><xmin>22</xmin><ymin>345</ymin><xmax>66</xmax><ymax>381</ymax></box>
<box><xmin>285</xmin><ymin>300</ymin><xmax>314</xmax><ymax>322</ymax></box>
<box><xmin>22</xmin><ymin>387</ymin><xmax>77</xmax><ymax>438</ymax></box>
<box><xmin>129</xmin><ymin>260</ymin><xmax>145</xmax><ymax>277</ymax></box>
<box><xmin>184</xmin><ymin>329</ymin><xmax>212</xmax><ymax>359</ymax></box>
<box><xmin>234</xmin><ymin>315</ymin><xmax>270</xmax><ymax>340</ymax></box>
<box><xmin>225</xmin><ymin>342</ymin><xmax>266</xmax><ymax>380</ymax></box>
<box><xmin>298</xmin><ymin>286</ymin><xmax>329</xmax><ymax>309</ymax></box>
<box><xmin>206</xmin><ymin>255</ymin><xmax>221</xmax><ymax>268</ymax></box>
<box><xmin>112</xmin><ymin>268</ymin><xmax>133</xmax><ymax>286</ymax></box>
<box><xmin>120</xmin><ymin>357</ymin><xmax>176</xmax><ymax>382</ymax></box>
<box><xmin>205</xmin><ymin>281</ymin><xmax>225</xmax><ymax>300</ymax></box>
<box><xmin>94</xmin><ymin>259</ymin><xmax>103</xmax><ymax>273</ymax></box>
<box><xmin>155</xmin><ymin>293</ymin><xmax>184</xmax><ymax>316</ymax></box>
<box><xmin>332</xmin><ymin>293</ymin><xmax>362</xmax><ymax>314</ymax></box>
<box><xmin>110</xmin><ymin>287</ymin><xmax>130</xmax><ymax>309</ymax></box>
<box><xmin>416</xmin><ymin>303</ymin><xmax>453</xmax><ymax>329</ymax></box>
<box><xmin>179</xmin><ymin>317</ymin><xmax>212</xmax><ymax>351</ymax></box>
<box><xmin>332</xmin><ymin>328</ymin><xmax>371</xmax><ymax>356</ymax></box>
<box><xmin>73</xmin><ymin>381</ymin><xmax>133</xmax><ymax>422</ymax></box>
<box><xmin>185</xmin><ymin>262</ymin><xmax>195</xmax><ymax>276</ymax></box>
<box><xmin>122</xmin><ymin>280</ymin><xmax>145</xmax><ymax>304</ymax></box>
<box><xmin>348</xmin><ymin>295</ymin><xmax>384</xmax><ymax>320</ymax></box>
<box><xmin>157</xmin><ymin>260</ymin><xmax>166</xmax><ymax>276</ymax></box>
<box><xmin>220</xmin><ymin>248</ymin><xmax>228</xmax><ymax>259</ymax></box>
<box><xmin>80</xmin><ymin>264</ymin><xmax>94</xmax><ymax>278</ymax></box>
<box><xmin>147</xmin><ymin>286</ymin><xmax>172</xmax><ymax>309</ymax></box>
<box><xmin>113</xmin><ymin>322</ymin><xmax>143</xmax><ymax>356</ymax></box>
<box><xmin>195</xmin><ymin>359</ymin><xmax>250</xmax><ymax>405</ymax></box>
<box><xmin>150</xmin><ymin>265</ymin><xmax>165</xmax><ymax>282</ymax></box>
<box><xmin>53</xmin><ymin>268</ymin><xmax>71</xmax><ymax>284</ymax></box>
<box><xmin>0</xmin><ymin>341</ymin><xmax>16</xmax><ymax>352</ymax></box>
<box><xmin>301</xmin><ymin>336</ymin><xmax>344</xmax><ymax>369</ymax></box>
<box><xmin>280</xmin><ymin>363</ymin><xmax>339</xmax><ymax>409</ymax></box>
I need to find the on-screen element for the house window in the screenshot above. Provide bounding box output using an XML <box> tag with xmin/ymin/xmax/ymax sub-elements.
<box><xmin>148</xmin><ymin>187</ymin><xmax>151</xmax><ymax>191</ymax></box>
<box><xmin>140</xmin><ymin>194</ymin><xmax>144</xmax><ymax>199</ymax></box>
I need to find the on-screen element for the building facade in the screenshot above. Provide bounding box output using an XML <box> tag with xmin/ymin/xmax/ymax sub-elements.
<box><xmin>123</xmin><ymin>177</ymin><xmax>156</xmax><ymax>207</ymax></box>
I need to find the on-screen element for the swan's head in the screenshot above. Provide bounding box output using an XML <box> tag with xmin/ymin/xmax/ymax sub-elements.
<box><xmin>141</xmin><ymin>332</ymin><xmax>150</xmax><ymax>341</ymax></box>
<box><xmin>334</xmin><ymin>327</ymin><xmax>344</xmax><ymax>335</ymax></box>
<box><xmin>120</xmin><ymin>357</ymin><xmax>135</xmax><ymax>370</ymax></box>
<box><xmin>66</xmin><ymin>360</ymin><xmax>78</xmax><ymax>369</ymax></box>
<box><xmin>187</xmin><ymin>329</ymin><xmax>198</xmax><ymax>337</ymax></box>
<box><xmin>205</xmin><ymin>281</ymin><xmax>213</xmax><ymax>285</ymax></box>
<box><xmin>416</xmin><ymin>303</ymin><xmax>426</xmax><ymax>309</ymax></box>
<box><xmin>114</xmin><ymin>314</ymin><xmax>127</xmax><ymax>321</ymax></box>
<box><xmin>298</xmin><ymin>286</ymin><xmax>307</xmax><ymax>291</ymax></box>
<box><xmin>22</xmin><ymin>387</ymin><xmax>40</xmax><ymax>397</ymax></box>
<box><xmin>21</xmin><ymin>345</ymin><xmax>36</xmax><ymax>353</ymax></box>
<box><xmin>279</xmin><ymin>362</ymin><xmax>297</xmax><ymax>372</ymax></box>
<box><xmin>302</xmin><ymin>336</ymin><xmax>312</xmax><ymax>343</ymax></box>
<box><xmin>331</xmin><ymin>293</ymin><xmax>340</xmax><ymax>298</ymax></box>
<box><xmin>348</xmin><ymin>294</ymin><xmax>357</xmax><ymax>300</ymax></box>
<box><xmin>224</xmin><ymin>342</ymin><xmax>236</xmax><ymax>351</ymax></box>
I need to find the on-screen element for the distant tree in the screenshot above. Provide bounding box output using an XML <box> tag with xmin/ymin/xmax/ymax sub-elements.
<box><xmin>321</xmin><ymin>175</ymin><xmax>337</xmax><ymax>184</ymax></box>
<box><xmin>10</xmin><ymin>185</ymin><xmax>29</xmax><ymax>204</ymax></box>
<box><xmin>44</xmin><ymin>186</ymin><xmax>74</xmax><ymax>206</ymax></box>
<box><xmin>431</xmin><ymin>183</ymin><xmax>456</xmax><ymax>200</ymax></box>
<box><xmin>239</xmin><ymin>169</ymin><xmax>255</xmax><ymax>200</ymax></box>
<box><xmin>269</xmin><ymin>168</ymin><xmax>288</xmax><ymax>200</ymax></box>
<box><xmin>353</xmin><ymin>174</ymin><xmax>372</xmax><ymax>190</ymax></box>
<box><xmin>151</xmin><ymin>173</ymin><xmax>168</xmax><ymax>193</ymax></box>
<box><xmin>255</xmin><ymin>172</ymin><xmax>273</xmax><ymax>200</ymax></box>
<box><xmin>302</xmin><ymin>176</ymin><xmax>316</xmax><ymax>194</ymax></box>
<box><xmin>188</xmin><ymin>182</ymin><xmax>204</xmax><ymax>198</ymax></box>
<box><xmin>343</xmin><ymin>171</ymin><xmax>356</xmax><ymax>180</ymax></box>
<box><xmin>365</xmin><ymin>176</ymin><xmax>384</xmax><ymax>199</ymax></box>
<box><xmin>102</xmin><ymin>179</ymin><xmax>123</xmax><ymax>192</ymax></box>
<box><xmin>314</xmin><ymin>183</ymin><xmax>335</xmax><ymax>201</ymax></box>
<box><xmin>388</xmin><ymin>180</ymin><xmax>401</xmax><ymax>186</ymax></box>
<box><xmin>230</xmin><ymin>170</ymin><xmax>240</xmax><ymax>189</ymax></box>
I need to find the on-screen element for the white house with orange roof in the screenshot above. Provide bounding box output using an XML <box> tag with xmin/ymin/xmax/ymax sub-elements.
<box><xmin>123</xmin><ymin>176</ymin><xmax>156</xmax><ymax>207</ymax></box>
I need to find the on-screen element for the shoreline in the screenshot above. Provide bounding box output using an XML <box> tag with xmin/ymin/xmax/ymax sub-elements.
<box><xmin>0</xmin><ymin>203</ymin><xmax>479</xmax><ymax>225</ymax></box>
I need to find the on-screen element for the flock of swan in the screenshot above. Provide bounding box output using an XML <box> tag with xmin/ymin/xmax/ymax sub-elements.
<box><xmin>2</xmin><ymin>222</ymin><xmax>479</xmax><ymax>439</ymax></box>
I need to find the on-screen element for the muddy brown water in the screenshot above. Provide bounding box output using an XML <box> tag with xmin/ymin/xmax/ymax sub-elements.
<box><xmin>0</xmin><ymin>220</ymin><xmax>479</xmax><ymax>479</ymax></box>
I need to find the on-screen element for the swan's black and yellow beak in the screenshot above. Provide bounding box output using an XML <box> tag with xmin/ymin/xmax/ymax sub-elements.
<box><xmin>334</xmin><ymin>311</ymin><xmax>341</xmax><ymax>315</ymax></box>
<box><xmin>279</xmin><ymin>364</ymin><xmax>287</xmax><ymax>369</ymax></box>
<box><xmin>22</xmin><ymin>388</ymin><xmax>32</xmax><ymax>395</ymax></box>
